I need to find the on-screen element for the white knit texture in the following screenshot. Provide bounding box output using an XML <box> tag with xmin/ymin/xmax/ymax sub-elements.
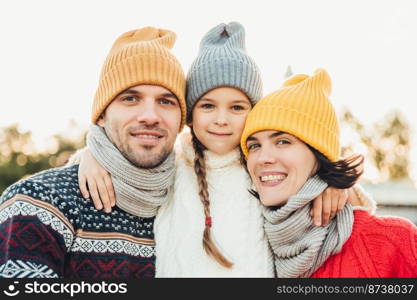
<box><xmin>154</xmin><ymin>132</ymin><xmax>274</xmax><ymax>277</ymax></box>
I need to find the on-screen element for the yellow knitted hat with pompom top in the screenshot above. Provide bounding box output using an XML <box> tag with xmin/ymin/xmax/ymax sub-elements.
<box><xmin>241</xmin><ymin>68</ymin><xmax>340</xmax><ymax>161</ymax></box>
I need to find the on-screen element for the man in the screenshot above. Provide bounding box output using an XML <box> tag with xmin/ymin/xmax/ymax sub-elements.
<box><xmin>0</xmin><ymin>26</ymin><xmax>186</xmax><ymax>278</ymax></box>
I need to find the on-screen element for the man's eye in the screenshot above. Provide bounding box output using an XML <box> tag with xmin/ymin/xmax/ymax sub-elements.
<box><xmin>159</xmin><ymin>98</ymin><xmax>176</xmax><ymax>105</ymax></box>
<box><xmin>122</xmin><ymin>96</ymin><xmax>137</xmax><ymax>102</ymax></box>
<box><xmin>247</xmin><ymin>143</ymin><xmax>260</xmax><ymax>151</ymax></box>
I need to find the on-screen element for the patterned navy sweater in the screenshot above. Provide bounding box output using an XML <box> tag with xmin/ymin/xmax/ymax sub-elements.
<box><xmin>0</xmin><ymin>165</ymin><xmax>155</xmax><ymax>278</ymax></box>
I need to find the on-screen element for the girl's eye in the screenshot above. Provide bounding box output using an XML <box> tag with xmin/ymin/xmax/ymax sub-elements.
<box><xmin>247</xmin><ymin>143</ymin><xmax>260</xmax><ymax>151</ymax></box>
<box><xmin>231</xmin><ymin>105</ymin><xmax>245</xmax><ymax>111</ymax></box>
<box><xmin>200</xmin><ymin>103</ymin><xmax>214</xmax><ymax>109</ymax></box>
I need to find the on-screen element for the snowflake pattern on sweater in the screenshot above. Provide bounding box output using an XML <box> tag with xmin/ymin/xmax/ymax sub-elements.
<box><xmin>0</xmin><ymin>165</ymin><xmax>155</xmax><ymax>278</ymax></box>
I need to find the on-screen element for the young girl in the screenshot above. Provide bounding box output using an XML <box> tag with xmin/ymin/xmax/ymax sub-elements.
<box><xmin>72</xmin><ymin>23</ymin><xmax>368</xmax><ymax>277</ymax></box>
<box><xmin>241</xmin><ymin>68</ymin><xmax>417</xmax><ymax>277</ymax></box>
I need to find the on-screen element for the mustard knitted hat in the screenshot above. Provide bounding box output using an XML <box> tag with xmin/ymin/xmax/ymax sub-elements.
<box><xmin>241</xmin><ymin>68</ymin><xmax>340</xmax><ymax>161</ymax></box>
<box><xmin>92</xmin><ymin>27</ymin><xmax>186</xmax><ymax>129</ymax></box>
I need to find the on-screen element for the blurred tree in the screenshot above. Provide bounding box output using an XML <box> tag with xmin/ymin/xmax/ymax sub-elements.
<box><xmin>0</xmin><ymin>124</ymin><xmax>86</xmax><ymax>194</ymax></box>
<box><xmin>341</xmin><ymin>109</ymin><xmax>411</xmax><ymax>181</ymax></box>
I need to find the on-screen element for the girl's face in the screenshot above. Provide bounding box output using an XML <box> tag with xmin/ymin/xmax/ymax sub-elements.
<box><xmin>191</xmin><ymin>87</ymin><xmax>251</xmax><ymax>155</ymax></box>
<box><xmin>246</xmin><ymin>130</ymin><xmax>318</xmax><ymax>207</ymax></box>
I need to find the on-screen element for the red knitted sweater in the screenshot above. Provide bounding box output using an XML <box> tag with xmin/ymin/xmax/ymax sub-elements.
<box><xmin>311</xmin><ymin>210</ymin><xmax>417</xmax><ymax>278</ymax></box>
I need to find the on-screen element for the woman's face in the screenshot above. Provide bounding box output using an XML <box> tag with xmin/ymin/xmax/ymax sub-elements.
<box><xmin>246</xmin><ymin>130</ymin><xmax>318</xmax><ymax>206</ymax></box>
<box><xmin>191</xmin><ymin>87</ymin><xmax>251</xmax><ymax>155</ymax></box>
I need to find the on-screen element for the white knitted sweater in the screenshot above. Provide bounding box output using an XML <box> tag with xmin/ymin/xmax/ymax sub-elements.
<box><xmin>154</xmin><ymin>133</ymin><xmax>274</xmax><ymax>277</ymax></box>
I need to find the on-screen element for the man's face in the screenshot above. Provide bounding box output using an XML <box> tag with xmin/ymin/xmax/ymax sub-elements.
<box><xmin>97</xmin><ymin>85</ymin><xmax>182</xmax><ymax>168</ymax></box>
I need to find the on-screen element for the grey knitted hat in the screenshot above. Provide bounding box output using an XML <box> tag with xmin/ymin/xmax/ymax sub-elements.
<box><xmin>186</xmin><ymin>22</ymin><xmax>263</xmax><ymax>115</ymax></box>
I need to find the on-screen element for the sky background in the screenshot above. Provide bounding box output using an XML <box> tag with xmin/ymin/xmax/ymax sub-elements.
<box><xmin>1</xmin><ymin>0</ymin><xmax>416</xmax><ymax>182</ymax></box>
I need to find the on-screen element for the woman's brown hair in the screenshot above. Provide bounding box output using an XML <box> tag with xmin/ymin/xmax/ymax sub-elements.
<box><xmin>308</xmin><ymin>145</ymin><xmax>364</xmax><ymax>189</ymax></box>
<box><xmin>191</xmin><ymin>130</ymin><xmax>233</xmax><ymax>268</ymax></box>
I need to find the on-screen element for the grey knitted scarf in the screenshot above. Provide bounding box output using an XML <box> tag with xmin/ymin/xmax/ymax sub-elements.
<box><xmin>86</xmin><ymin>125</ymin><xmax>175</xmax><ymax>218</ymax></box>
<box><xmin>262</xmin><ymin>175</ymin><xmax>354</xmax><ymax>278</ymax></box>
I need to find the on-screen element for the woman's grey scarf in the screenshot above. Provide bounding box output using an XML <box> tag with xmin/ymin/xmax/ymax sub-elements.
<box><xmin>86</xmin><ymin>125</ymin><xmax>175</xmax><ymax>218</ymax></box>
<box><xmin>262</xmin><ymin>175</ymin><xmax>354</xmax><ymax>278</ymax></box>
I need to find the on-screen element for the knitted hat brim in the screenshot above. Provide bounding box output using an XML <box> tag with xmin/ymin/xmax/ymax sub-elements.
<box><xmin>186</xmin><ymin>57</ymin><xmax>262</xmax><ymax>111</ymax></box>
<box><xmin>93</xmin><ymin>54</ymin><xmax>186</xmax><ymax>128</ymax></box>
<box><xmin>241</xmin><ymin>105</ymin><xmax>340</xmax><ymax>162</ymax></box>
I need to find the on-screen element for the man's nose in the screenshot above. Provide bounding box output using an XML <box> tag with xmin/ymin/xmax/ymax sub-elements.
<box><xmin>136</xmin><ymin>100</ymin><xmax>161</xmax><ymax>125</ymax></box>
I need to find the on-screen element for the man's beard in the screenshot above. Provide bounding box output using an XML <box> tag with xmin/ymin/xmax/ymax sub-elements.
<box><xmin>106</xmin><ymin>124</ymin><xmax>172</xmax><ymax>169</ymax></box>
<box><xmin>119</xmin><ymin>143</ymin><xmax>171</xmax><ymax>169</ymax></box>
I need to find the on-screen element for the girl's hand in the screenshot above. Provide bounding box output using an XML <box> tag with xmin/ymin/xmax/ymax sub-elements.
<box><xmin>310</xmin><ymin>187</ymin><xmax>348</xmax><ymax>226</ymax></box>
<box><xmin>78</xmin><ymin>150</ymin><xmax>115</xmax><ymax>213</ymax></box>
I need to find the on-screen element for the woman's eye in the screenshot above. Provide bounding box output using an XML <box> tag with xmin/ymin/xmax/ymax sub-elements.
<box><xmin>247</xmin><ymin>143</ymin><xmax>260</xmax><ymax>151</ymax></box>
<box><xmin>277</xmin><ymin>139</ymin><xmax>290</xmax><ymax>145</ymax></box>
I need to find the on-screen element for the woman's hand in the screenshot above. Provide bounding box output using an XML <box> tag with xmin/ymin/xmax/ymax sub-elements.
<box><xmin>347</xmin><ymin>186</ymin><xmax>366</xmax><ymax>206</ymax></box>
<box><xmin>310</xmin><ymin>187</ymin><xmax>348</xmax><ymax>226</ymax></box>
<box><xmin>78</xmin><ymin>150</ymin><xmax>115</xmax><ymax>213</ymax></box>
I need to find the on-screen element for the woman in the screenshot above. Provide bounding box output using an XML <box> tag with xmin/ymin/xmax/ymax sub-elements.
<box><xmin>241</xmin><ymin>68</ymin><xmax>417</xmax><ymax>277</ymax></box>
